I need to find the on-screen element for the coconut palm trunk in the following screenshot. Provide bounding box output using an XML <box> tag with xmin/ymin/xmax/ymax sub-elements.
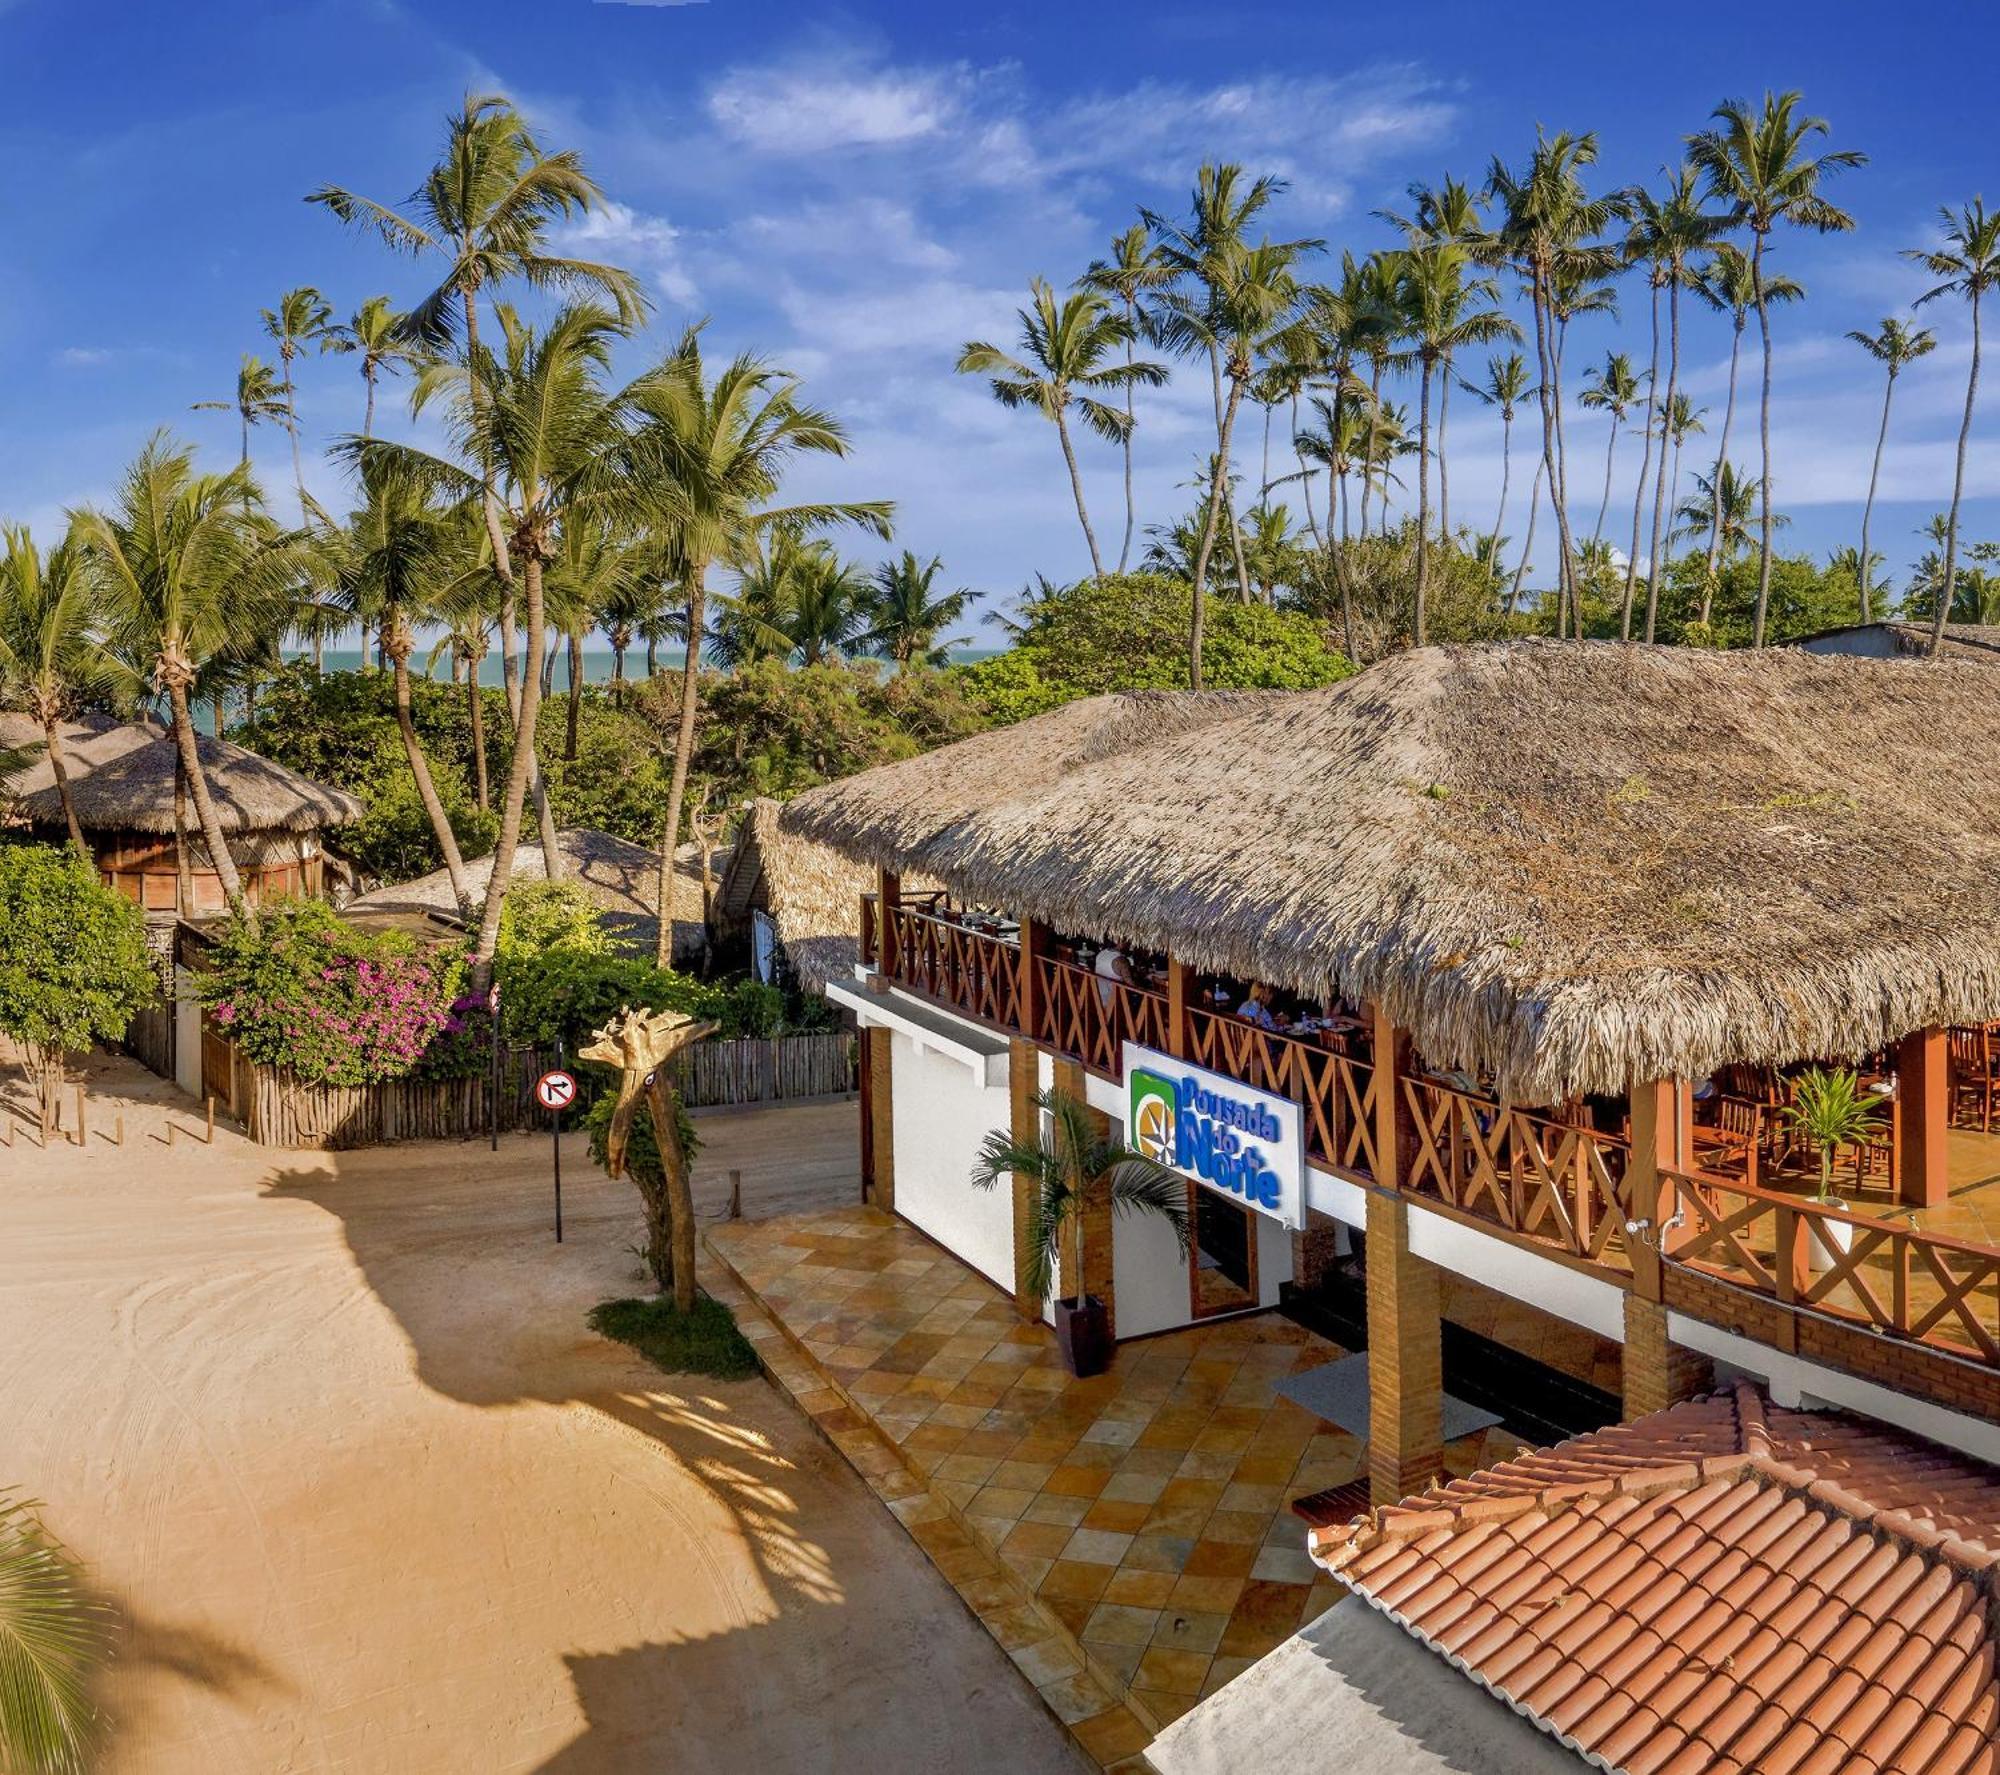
<box><xmin>655</xmin><ymin>559</ymin><xmax>708</xmax><ymax>966</ymax></box>
<box><xmin>473</xmin><ymin>547</ymin><xmax>548</xmax><ymax>966</ymax></box>
<box><xmin>1117</xmin><ymin>297</ymin><xmax>1139</xmax><ymax>572</ymax></box>
<box><xmin>1530</xmin><ymin>276</ymin><xmax>1576</xmax><ymax>633</ymax></box>
<box><xmin>1187</xmin><ymin>376</ymin><xmax>1247</xmax><ymax>689</ymax></box>
<box><xmin>465</xmin><ymin>644</ymin><xmax>489</xmax><ymax>810</ymax></box>
<box><xmin>1436</xmin><ymin>357</ymin><xmax>1453</xmax><ymax>540</ymax></box>
<box><xmin>1932</xmin><ymin>287</ymin><xmax>1983</xmax><ymax>653</ymax></box>
<box><xmin>1643</xmin><ymin>282</ymin><xmax>1684</xmax><ymax>643</ymax></box>
<box><xmin>1293</xmin><ymin>391</ymin><xmax>1322</xmax><ymax>547</ymax></box>
<box><xmin>40</xmin><ymin>714</ymin><xmax>86</xmax><ymax>852</ymax></box>
<box><xmin>1704</xmin><ymin>316</ymin><xmax>1745</xmax><ymax>602</ymax></box>
<box><xmin>164</xmin><ymin>678</ymin><xmax>250</xmax><ymax>920</ymax></box>
<box><xmin>1750</xmin><ymin>232</ymin><xmax>1777</xmax><ymax>647</ymax></box>
<box><xmin>1359</xmin><ymin>359</ymin><xmax>1384</xmax><ymax>536</ymax></box>
<box><xmin>1622</xmin><ymin>283</ymin><xmax>1663</xmax><ymax>641</ymax></box>
<box><xmin>1857</xmin><ymin>370</ymin><xmax>1896</xmax><ymax>625</ymax></box>
<box><xmin>1508</xmin><ymin>455</ymin><xmax>1545</xmax><ymax>620</ymax></box>
<box><xmin>388</xmin><ymin>626</ymin><xmax>472</xmax><ymax>917</ymax></box>
<box><xmin>1054</xmin><ymin>409</ymin><xmax>1105</xmax><ymax>579</ymax></box>
<box><xmin>1590</xmin><ymin>410</ymin><xmax>1622</xmax><ymax>557</ymax></box>
<box><xmin>1415</xmin><ymin>353</ymin><xmax>1435</xmax><ymax>645</ymax></box>
<box><xmin>565</xmin><ymin>630</ymin><xmax>583</xmax><ymax>759</ymax></box>
<box><xmin>1491</xmin><ymin>406</ymin><xmax>1515</xmax><ymax>579</ymax></box>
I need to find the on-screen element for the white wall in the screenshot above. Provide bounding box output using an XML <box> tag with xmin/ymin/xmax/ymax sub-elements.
<box><xmin>889</xmin><ymin>1031</ymin><xmax>1017</xmax><ymax>1292</ymax></box>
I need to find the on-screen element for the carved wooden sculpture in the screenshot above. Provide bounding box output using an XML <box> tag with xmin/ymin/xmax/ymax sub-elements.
<box><xmin>581</xmin><ymin>1005</ymin><xmax>717</xmax><ymax>1311</ymax></box>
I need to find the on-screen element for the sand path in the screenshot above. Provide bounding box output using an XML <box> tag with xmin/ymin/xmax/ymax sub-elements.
<box><xmin>0</xmin><ymin>1047</ymin><xmax>1084</xmax><ymax>1773</ymax></box>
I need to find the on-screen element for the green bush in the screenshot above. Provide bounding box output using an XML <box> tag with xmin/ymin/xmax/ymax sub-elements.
<box><xmin>497</xmin><ymin>879</ymin><xmax>608</xmax><ymax>962</ymax></box>
<box><xmin>581</xmin><ymin>1079</ymin><xmax>701</xmax><ymax>1181</ymax></box>
<box><xmin>0</xmin><ymin>845</ymin><xmax>156</xmax><ymax>1118</ymax></box>
<box><xmin>499</xmin><ymin>947</ymin><xmax>720</xmax><ymax>1056</ymax></box>
<box><xmin>715</xmin><ymin>979</ymin><xmax>787</xmax><ymax>1038</ymax></box>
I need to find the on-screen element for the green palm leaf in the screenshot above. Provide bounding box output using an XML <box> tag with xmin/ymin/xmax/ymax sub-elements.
<box><xmin>0</xmin><ymin>1493</ymin><xmax>110</xmax><ymax>1775</ymax></box>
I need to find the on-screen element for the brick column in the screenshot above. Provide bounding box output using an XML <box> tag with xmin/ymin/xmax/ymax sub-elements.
<box><xmin>1364</xmin><ymin>1190</ymin><xmax>1443</xmax><ymax>1505</ymax></box>
<box><xmin>1051</xmin><ymin>1055</ymin><xmax>1116</xmax><ymax>1335</ymax></box>
<box><xmin>864</xmin><ymin>1026</ymin><xmax>895</xmax><ymax>1215</ymax></box>
<box><xmin>1289</xmin><ymin>1209</ymin><xmax>1343</xmax><ymax>1295</ymax></box>
<box><xmin>1897</xmin><ymin>1026</ymin><xmax>1949</xmax><ymax>1209</ymax></box>
<box><xmin>1010</xmin><ymin>1036</ymin><xmax>1043</xmax><ymax>1320</ymax></box>
<box><xmin>1622</xmin><ymin>1294</ymin><xmax>1713</xmax><ymax>1421</ymax></box>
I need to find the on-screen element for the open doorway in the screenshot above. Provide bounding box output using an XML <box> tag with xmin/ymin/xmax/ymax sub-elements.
<box><xmin>1189</xmin><ymin>1186</ymin><xmax>1258</xmax><ymax>1317</ymax></box>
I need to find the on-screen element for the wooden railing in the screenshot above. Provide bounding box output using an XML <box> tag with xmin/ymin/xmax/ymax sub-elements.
<box><xmin>1669</xmin><ymin>1168</ymin><xmax>2000</xmax><ymax>1365</ymax></box>
<box><xmin>1401</xmin><ymin>1076</ymin><xmax>1631</xmax><ymax>1268</ymax></box>
<box><xmin>1033</xmin><ymin>958</ymin><xmax>1171</xmax><ymax>1076</ymax></box>
<box><xmin>859</xmin><ymin>892</ymin><xmax>879</xmax><ymax>968</ymax></box>
<box><xmin>1184</xmin><ymin>1007</ymin><xmax>1379</xmax><ymax>1181</ymax></box>
<box><xmin>880</xmin><ymin>902</ymin><xmax>1023</xmax><ymax>1030</ymax></box>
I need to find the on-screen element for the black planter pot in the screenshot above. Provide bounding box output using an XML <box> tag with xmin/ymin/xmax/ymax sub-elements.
<box><xmin>1053</xmin><ymin>1294</ymin><xmax>1111</xmax><ymax>1377</ymax></box>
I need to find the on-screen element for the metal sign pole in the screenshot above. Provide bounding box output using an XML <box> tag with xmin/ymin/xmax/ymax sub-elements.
<box><xmin>553</xmin><ymin>1036</ymin><xmax>564</xmax><ymax>1244</ymax></box>
<box><xmin>488</xmin><ymin>982</ymin><xmax>501</xmax><ymax>1153</ymax></box>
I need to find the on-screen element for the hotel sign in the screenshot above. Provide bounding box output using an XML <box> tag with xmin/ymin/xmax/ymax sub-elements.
<box><xmin>1122</xmin><ymin>1042</ymin><xmax>1304</xmax><ymax>1229</ymax></box>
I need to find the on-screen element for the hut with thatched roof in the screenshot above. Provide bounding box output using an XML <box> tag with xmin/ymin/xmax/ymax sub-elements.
<box><xmin>769</xmin><ymin>642</ymin><xmax>2000</xmax><ymax>1473</ymax></box>
<box><xmin>1796</xmin><ymin>618</ymin><xmax>2000</xmax><ymax>661</ymax></box>
<box><xmin>0</xmin><ymin>713</ymin><xmax>362</xmax><ymax>917</ymax></box>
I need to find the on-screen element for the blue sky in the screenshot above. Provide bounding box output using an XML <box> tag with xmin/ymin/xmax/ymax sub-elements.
<box><xmin>4</xmin><ymin>0</ymin><xmax>1998</xmax><ymax>619</ymax></box>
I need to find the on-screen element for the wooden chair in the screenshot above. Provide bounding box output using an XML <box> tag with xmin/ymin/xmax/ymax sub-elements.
<box><xmin>1949</xmin><ymin>1025</ymin><xmax>1997</xmax><ymax>1133</ymax></box>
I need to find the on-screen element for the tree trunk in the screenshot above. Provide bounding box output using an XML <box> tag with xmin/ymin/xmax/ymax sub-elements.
<box><xmin>166</xmin><ymin>679</ymin><xmax>251</xmax><ymax>922</ymax></box>
<box><xmin>1054</xmin><ymin>408</ymin><xmax>1105</xmax><ymax>579</ymax></box>
<box><xmin>565</xmin><ymin>630</ymin><xmax>582</xmax><ymax>760</ymax></box>
<box><xmin>1622</xmin><ymin>280</ymin><xmax>1663</xmax><ymax>642</ymax></box>
<box><xmin>1547</xmin><ymin>297</ymin><xmax>1581</xmax><ymax>637</ymax></box>
<box><xmin>646</xmin><ymin>633</ymin><xmax>659</xmax><ymax>678</ymax></box>
<box><xmin>472</xmin><ymin>550</ymin><xmax>548</xmax><ymax>972</ymax></box>
<box><xmin>1118</xmin><ymin>302</ymin><xmax>1138</xmax><ymax>573</ymax></box>
<box><xmin>212</xmin><ymin>695</ymin><xmax>225</xmax><ymax>739</ymax></box>
<box><xmin>1529</xmin><ymin>272</ymin><xmax>1577</xmax><ymax>633</ymax></box>
<box><xmin>1591</xmin><ymin>414</ymin><xmax>1620</xmax><ymax>558</ymax></box>
<box><xmin>42</xmin><ymin>716</ymin><xmax>86</xmax><ymax>853</ymax></box>
<box><xmin>363</xmin><ymin>364</ymin><xmax>377</xmax><ymax>440</ymax></box>
<box><xmin>657</xmin><ymin>559</ymin><xmax>708</xmax><ymax>968</ymax></box>
<box><xmin>1858</xmin><ymin>370</ymin><xmax>1896</xmax><ymax>626</ymax></box>
<box><xmin>1644</xmin><ymin>279</ymin><xmax>1684</xmax><ymax>644</ymax></box>
<box><xmin>1507</xmin><ymin>455</ymin><xmax>1544</xmax><ymax>620</ymax></box>
<box><xmin>1415</xmin><ymin>354</ymin><xmax>1434</xmax><ymax>647</ymax></box>
<box><xmin>1360</xmin><ymin>360</ymin><xmax>1384</xmax><ymax>537</ymax></box>
<box><xmin>1436</xmin><ymin>356</ymin><xmax>1453</xmax><ymax>541</ymax></box>
<box><xmin>391</xmin><ymin>640</ymin><xmax>473</xmax><ymax>918</ymax></box>
<box><xmin>467</xmin><ymin>652</ymin><xmax>489</xmax><ymax>811</ymax></box>
<box><xmin>1703</xmin><ymin>316</ymin><xmax>1746</xmax><ymax>607</ymax></box>
<box><xmin>1222</xmin><ymin>484</ymin><xmax>1253</xmax><ymax>603</ymax></box>
<box><xmin>1187</xmin><ymin>378</ymin><xmax>1246</xmax><ymax>691</ymax></box>
<box><xmin>1751</xmin><ymin>231</ymin><xmax>1776</xmax><ymax>648</ymax></box>
<box><xmin>283</xmin><ymin>349</ymin><xmax>307</xmax><ymax>518</ymax></box>
<box><xmin>1294</xmin><ymin>391</ymin><xmax>1322</xmax><ymax>548</ymax></box>
<box><xmin>34</xmin><ymin>1044</ymin><xmax>62</xmax><ymax>1137</ymax></box>
<box><xmin>645</xmin><ymin>1075</ymin><xmax>699</xmax><ymax>1315</ymax></box>
<box><xmin>1931</xmin><ymin>289</ymin><xmax>1982</xmax><ymax>657</ymax></box>
<box><xmin>173</xmin><ymin>748</ymin><xmax>193</xmax><ymax>918</ymax></box>
<box><xmin>1491</xmin><ymin>410</ymin><xmax>1514</xmax><ymax>581</ymax></box>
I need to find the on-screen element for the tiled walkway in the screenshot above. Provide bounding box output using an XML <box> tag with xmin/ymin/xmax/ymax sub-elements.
<box><xmin>708</xmin><ymin>1205</ymin><xmax>1515</xmax><ymax>1746</ymax></box>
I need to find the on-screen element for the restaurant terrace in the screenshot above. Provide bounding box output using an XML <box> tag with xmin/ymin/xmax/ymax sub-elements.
<box><xmin>780</xmin><ymin>641</ymin><xmax>2000</xmax><ymax>1487</ymax></box>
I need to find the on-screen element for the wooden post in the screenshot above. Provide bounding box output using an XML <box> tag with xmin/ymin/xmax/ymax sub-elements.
<box><xmin>1167</xmin><ymin>957</ymin><xmax>1193</xmax><ymax>1060</ymax></box>
<box><xmin>1017</xmin><ymin>917</ymin><xmax>1044</xmax><ymax>1043</ymax></box>
<box><xmin>728</xmin><ymin>1169</ymin><xmax>742</xmax><ymax>1221</ymax></box>
<box><xmin>1010</xmin><ymin>1037</ymin><xmax>1043</xmax><ymax>1320</ymax></box>
<box><xmin>74</xmin><ymin>1083</ymin><xmax>86</xmax><ymax>1148</ymax></box>
<box><xmin>1624</xmin><ymin>1078</ymin><xmax>1680</xmax><ymax>1298</ymax></box>
<box><xmin>205</xmin><ymin>1094</ymin><xmax>215</xmax><ymax>1145</ymax></box>
<box><xmin>1366</xmin><ymin>1000</ymin><xmax>1413</xmax><ymax>1193</ymax></box>
<box><xmin>865</xmin><ymin>1026</ymin><xmax>895</xmax><ymax>1214</ymax></box>
<box><xmin>1896</xmin><ymin>1026</ymin><xmax>1949</xmax><ymax>1209</ymax></box>
<box><xmin>875</xmin><ymin>866</ymin><xmax>902</xmax><ymax>982</ymax></box>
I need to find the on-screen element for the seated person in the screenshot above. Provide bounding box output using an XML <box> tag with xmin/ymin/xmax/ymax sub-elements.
<box><xmin>1093</xmin><ymin>942</ymin><xmax>1134</xmax><ymax>1006</ymax></box>
<box><xmin>1236</xmin><ymin>981</ymin><xmax>1282</xmax><ymax>1030</ymax></box>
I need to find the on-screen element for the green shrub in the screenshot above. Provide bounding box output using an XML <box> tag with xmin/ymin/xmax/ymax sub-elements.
<box><xmin>499</xmin><ymin>947</ymin><xmax>720</xmax><ymax>1056</ymax></box>
<box><xmin>582</xmin><ymin>1080</ymin><xmax>702</xmax><ymax>1182</ymax></box>
<box><xmin>497</xmin><ymin>879</ymin><xmax>608</xmax><ymax>962</ymax></box>
<box><xmin>715</xmin><ymin>979</ymin><xmax>787</xmax><ymax>1038</ymax></box>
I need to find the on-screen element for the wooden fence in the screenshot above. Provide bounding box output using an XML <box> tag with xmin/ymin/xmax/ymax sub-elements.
<box><xmin>222</xmin><ymin>1031</ymin><xmax>858</xmax><ymax>1151</ymax></box>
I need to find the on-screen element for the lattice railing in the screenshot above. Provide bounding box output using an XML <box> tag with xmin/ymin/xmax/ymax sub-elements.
<box><xmin>1401</xmin><ymin>1077</ymin><xmax>1631</xmax><ymax>1267</ymax></box>
<box><xmin>1183</xmin><ymin>1008</ymin><xmax>1379</xmax><ymax>1182</ymax></box>
<box><xmin>1032</xmin><ymin>959</ymin><xmax>1170</xmax><ymax>1077</ymax></box>
<box><xmin>879</xmin><ymin>904</ymin><xmax>1023</xmax><ymax>1031</ymax></box>
<box><xmin>1669</xmin><ymin>1168</ymin><xmax>2000</xmax><ymax>1366</ymax></box>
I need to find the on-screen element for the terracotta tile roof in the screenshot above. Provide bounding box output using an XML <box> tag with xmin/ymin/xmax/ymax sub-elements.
<box><xmin>1311</xmin><ymin>1382</ymin><xmax>2000</xmax><ymax>1775</ymax></box>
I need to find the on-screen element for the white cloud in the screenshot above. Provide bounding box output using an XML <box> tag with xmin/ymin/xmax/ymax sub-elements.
<box><xmin>735</xmin><ymin>198</ymin><xmax>955</xmax><ymax>272</ymax></box>
<box><xmin>707</xmin><ymin>60</ymin><xmax>963</xmax><ymax>153</ymax></box>
<box><xmin>55</xmin><ymin>347</ymin><xmax>113</xmax><ymax>368</ymax></box>
<box><xmin>557</xmin><ymin>199</ymin><xmax>697</xmax><ymax>307</ymax></box>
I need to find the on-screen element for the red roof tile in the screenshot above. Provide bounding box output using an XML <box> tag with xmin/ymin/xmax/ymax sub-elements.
<box><xmin>1311</xmin><ymin>1382</ymin><xmax>2000</xmax><ymax>1775</ymax></box>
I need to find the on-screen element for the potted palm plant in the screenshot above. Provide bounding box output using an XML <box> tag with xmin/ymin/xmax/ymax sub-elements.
<box><xmin>1781</xmin><ymin>1066</ymin><xmax>1888</xmax><ymax>1270</ymax></box>
<box><xmin>972</xmin><ymin>1087</ymin><xmax>1191</xmax><ymax>1377</ymax></box>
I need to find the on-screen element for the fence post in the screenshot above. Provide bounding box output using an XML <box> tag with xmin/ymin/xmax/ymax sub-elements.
<box><xmin>729</xmin><ymin>1169</ymin><xmax>742</xmax><ymax>1220</ymax></box>
<box><xmin>74</xmin><ymin>1083</ymin><xmax>87</xmax><ymax>1148</ymax></box>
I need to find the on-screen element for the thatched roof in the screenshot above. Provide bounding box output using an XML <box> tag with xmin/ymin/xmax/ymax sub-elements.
<box><xmin>1</xmin><ymin>716</ymin><xmax>361</xmax><ymax>835</ymax></box>
<box><xmin>350</xmin><ymin>827</ymin><xmax>710</xmax><ymax>965</ymax></box>
<box><xmin>716</xmin><ymin>798</ymin><xmax>879</xmax><ymax>992</ymax></box>
<box><xmin>782</xmin><ymin>642</ymin><xmax>2000</xmax><ymax>1101</ymax></box>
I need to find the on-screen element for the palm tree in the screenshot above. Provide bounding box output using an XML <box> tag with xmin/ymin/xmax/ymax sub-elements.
<box><xmin>782</xmin><ymin>542</ymin><xmax>873</xmax><ymax>665</ymax></box>
<box><xmin>1079</xmin><ymin>226</ymin><xmax>1174</xmax><ymax>571</ymax></box>
<box><xmin>1690</xmin><ymin>92</ymin><xmax>1866</xmax><ymax>646</ymax></box>
<box><xmin>1460</xmin><ymin>352</ymin><xmax>1535</xmax><ymax>580</ymax></box>
<box><xmin>0</xmin><ymin>1489</ymin><xmax>110</xmax><ymax>1775</ymax></box>
<box><xmin>1673</xmin><ymin>463</ymin><xmax>1786</xmax><ymax>628</ymax></box>
<box><xmin>426</xmin><ymin>564</ymin><xmax>495</xmax><ymax>809</ymax></box>
<box><xmin>865</xmin><ymin>552</ymin><xmax>974</xmax><ymax>669</ymax></box>
<box><xmin>1390</xmin><ymin>243</ymin><xmax>1518</xmax><ymax>643</ymax></box>
<box><xmin>261</xmin><ymin>286</ymin><xmax>335</xmax><ymax>505</ymax></box>
<box><xmin>956</xmin><ymin>279</ymin><xmax>1163</xmax><ymax>580</ymax></box>
<box><xmin>1577</xmin><ymin>351</ymin><xmax>1641</xmax><ymax>558</ymax></box>
<box><xmin>1626</xmin><ymin>166</ymin><xmax>1730</xmax><ymax>641</ymax></box>
<box><xmin>1692</xmin><ymin>243</ymin><xmax>1802</xmax><ymax>595</ymax></box>
<box><xmin>1486</xmin><ymin>131</ymin><xmax>1628</xmax><ymax>633</ymax></box>
<box><xmin>0</xmin><ymin>528</ymin><xmax>124</xmax><ymax>852</ymax></box>
<box><xmin>1658</xmin><ymin>392</ymin><xmax>1707</xmax><ymax>554</ymax></box>
<box><xmin>970</xmin><ymin>1087</ymin><xmax>1189</xmax><ymax>1338</ymax></box>
<box><xmin>1827</xmin><ymin>545</ymin><xmax>1888</xmax><ymax>617</ymax></box>
<box><xmin>1906</xmin><ymin>197</ymin><xmax>2000</xmax><ymax>655</ymax></box>
<box><xmin>364</xmin><ymin>304</ymin><xmax>661</xmax><ymax>974</ymax></box>
<box><xmin>323</xmin><ymin>295</ymin><xmax>423</xmax><ymax>439</ymax></box>
<box><xmin>72</xmin><ymin>437</ymin><xmax>312</xmax><ymax>923</ymax></box>
<box><xmin>338</xmin><ymin>461</ymin><xmax>478</xmax><ymax>912</ymax></box>
<box><xmin>1844</xmin><ymin>316</ymin><xmax>1936</xmax><ymax>623</ymax></box>
<box><xmin>632</xmin><ymin>327</ymin><xmax>893</xmax><ymax>966</ymax></box>
<box><xmin>191</xmin><ymin>355</ymin><xmax>289</xmax><ymax>468</ymax></box>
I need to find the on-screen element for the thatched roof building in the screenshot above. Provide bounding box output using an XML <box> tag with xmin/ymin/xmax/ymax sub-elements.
<box><xmin>1</xmin><ymin>715</ymin><xmax>362</xmax><ymax>835</ymax></box>
<box><xmin>350</xmin><ymin>827</ymin><xmax>710</xmax><ymax>966</ymax></box>
<box><xmin>782</xmin><ymin>641</ymin><xmax>2000</xmax><ymax>1101</ymax></box>
<box><xmin>1797</xmin><ymin>620</ymin><xmax>2000</xmax><ymax>662</ymax></box>
<box><xmin>715</xmin><ymin>798</ymin><xmax>882</xmax><ymax>992</ymax></box>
